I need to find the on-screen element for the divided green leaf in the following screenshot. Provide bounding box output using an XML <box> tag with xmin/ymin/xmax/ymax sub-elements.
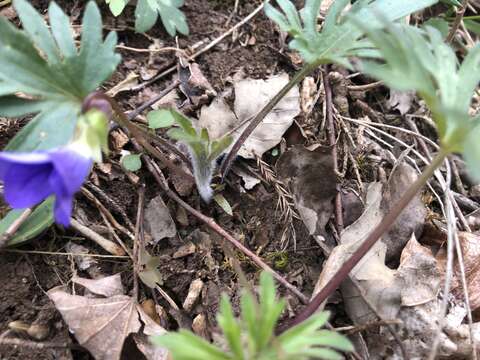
<box><xmin>106</xmin><ymin>0</ymin><xmax>128</xmax><ymax>16</ymax></box>
<box><xmin>265</xmin><ymin>0</ymin><xmax>438</xmax><ymax>66</ymax></box>
<box><xmin>354</xmin><ymin>20</ymin><xmax>480</xmax><ymax>156</ymax></box>
<box><xmin>0</xmin><ymin>0</ymin><xmax>120</xmax><ymax>151</ymax></box>
<box><xmin>135</xmin><ymin>0</ymin><xmax>189</xmax><ymax>36</ymax></box>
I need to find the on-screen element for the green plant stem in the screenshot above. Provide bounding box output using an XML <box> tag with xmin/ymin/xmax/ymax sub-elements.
<box><xmin>220</xmin><ymin>61</ymin><xmax>321</xmax><ymax>177</ymax></box>
<box><xmin>285</xmin><ymin>148</ymin><xmax>449</xmax><ymax>330</ymax></box>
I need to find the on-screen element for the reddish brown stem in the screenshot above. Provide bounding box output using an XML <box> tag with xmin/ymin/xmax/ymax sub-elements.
<box><xmin>323</xmin><ymin>69</ymin><xmax>344</xmax><ymax>233</ymax></box>
<box><xmin>286</xmin><ymin>149</ymin><xmax>448</xmax><ymax>328</ymax></box>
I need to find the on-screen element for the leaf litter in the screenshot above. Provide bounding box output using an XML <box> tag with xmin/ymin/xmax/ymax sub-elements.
<box><xmin>5</xmin><ymin>1</ymin><xmax>480</xmax><ymax>359</ymax></box>
<box><xmin>48</xmin><ymin>274</ymin><xmax>167</xmax><ymax>360</ymax></box>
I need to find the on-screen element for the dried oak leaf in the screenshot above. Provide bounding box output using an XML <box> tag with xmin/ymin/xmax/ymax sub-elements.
<box><xmin>144</xmin><ymin>195</ymin><xmax>177</xmax><ymax>244</ymax></box>
<box><xmin>48</xmin><ymin>286</ymin><xmax>167</xmax><ymax>360</ymax></box>
<box><xmin>437</xmin><ymin>231</ymin><xmax>480</xmax><ymax>312</ymax></box>
<box><xmin>199</xmin><ymin>73</ymin><xmax>300</xmax><ymax>159</ymax></box>
<box><xmin>72</xmin><ymin>273</ymin><xmax>124</xmax><ymax>298</ymax></box>
<box><xmin>314</xmin><ymin>162</ymin><xmax>433</xmax><ymax>324</ymax></box>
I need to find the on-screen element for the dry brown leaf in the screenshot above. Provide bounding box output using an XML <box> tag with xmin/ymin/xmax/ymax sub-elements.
<box><xmin>72</xmin><ymin>274</ymin><xmax>124</xmax><ymax>298</ymax></box>
<box><xmin>144</xmin><ymin>195</ymin><xmax>177</xmax><ymax>244</ymax></box>
<box><xmin>198</xmin><ymin>73</ymin><xmax>300</xmax><ymax>159</ymax></box>
<box><xmin>300</xmin><ymin>76</ymin><xmax>319</xmax><ymax>115</ymax></box>
<box><xmin>234</xmin><ymin>73</ymin><xmax>300</xmax><ymax>158</ymax></box>
<box><xmin>382</xmin><ymin>163</ymin><xmax>427</xmax><ymax>261</ymax></box>
<box><xmin>437</xmin><ymin>231</ymin><xmax>480</xmax><ymax>311</ymax></box>
<box><xmin>277</xmin><ymin>145</ymin><xmax>336</xmax><ymax>237</ymax></box>
<box><xmin>387</xmin><ymin>89</ymin><xmax>416</xmax><ymax>115</ymax></box>
<box><xmin>179</xmin><ymin>62</ymin><xmax>216</xmax><ymax>106</ymax></box>
<box><xmin>199</xmin><ymin>97</ymin><xmax>238</xmax><ymax>140</ymax></box>
<box><xmin>106</xmin><ymin>72</ymin><xmax>139</xmax><ymax>97</ymax></box>
<box><xmin>48</xmin><ymin>286</ymin><xmax>167</xmax><ymax>360</ymax></box>
<box><xmin>314</xmin><ymin>162</ymin><xmax>434</xmax><ymax>323</ymax></box>
<box><xmin>49</xmin><ymin>289</ymin><xmax>138</xmax><ymax>360</ymax></box>
<box><xmin>138</xmin><ymin>249</ymin><xmax>163</xmax><ymax>289</ymax></box>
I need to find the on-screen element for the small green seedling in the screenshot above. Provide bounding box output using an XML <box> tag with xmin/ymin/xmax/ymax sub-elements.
<box><xmin>160</xmin><ymin>109</ymin><xmax>232</xmax><ymax>201</ymax></box>
<box><xmin>151</xmin><ymin>271</ymin><xmax>353</xmax><ymax>360</ymax></box>
<box><xmin>105</xmin><ymin>0</ymin><xmax>189</xmax><ymax>36</ymax></box>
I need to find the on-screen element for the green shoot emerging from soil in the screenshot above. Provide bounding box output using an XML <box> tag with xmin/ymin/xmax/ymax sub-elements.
<box><xmin>159</xmin><ymin>109</ymin><xmax>232</xmax><ymax>201</ymax></box>
<box><xmin>151</xmin><ymin>271</ymin><xmax>353</xmax><ymax>360</ymax></box>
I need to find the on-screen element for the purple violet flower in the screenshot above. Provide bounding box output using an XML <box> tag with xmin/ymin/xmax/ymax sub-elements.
<box><xmin>0</xmin><ymin>148</ymin><xmax>92</xmax><ymax>226</ymax></box>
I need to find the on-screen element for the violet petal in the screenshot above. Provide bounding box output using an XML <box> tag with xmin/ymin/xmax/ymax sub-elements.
<box><xmin>49</xmin><ymin>150</ymin><xmax>92</xmax><ymax>195</ymax></box>
<box><xmin>0</xmin><ymin>159</ymin><xmax>54</xmax><ymax>208</ymax></box>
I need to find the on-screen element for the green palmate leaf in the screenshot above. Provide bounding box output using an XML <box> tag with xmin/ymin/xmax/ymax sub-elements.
<box><xmin>240</xmin><ymin>290</ymin><xmax>259</xmax><ymax>353</ymax></box>
<box><xmin>354</xmin><ymin>20</ymin><xmax>480</xmax><ymax>152</ymax></box>
<box><xmin>135</xmin><ymin>0</ymin><xmax>189</xmax><ymax>36</ymax></box>
<box><xmin>464</xmin><ymin>19</ymin><xmax>480</xmax><ymax>36</ymax></box>
<box><xmin>440</xmin><ymin>0</ymin><xmax>462</xmax><ymax>6</ymax></box>
<box><xmin>462</xmin><ymin>118</ymin><xmax>480</xmax><ymax>181</ymax></box>
<box><xmin>424</xmin><ymin>18</ymin><xmax>449</xmax><ymax>38</ymax></box>
<box><xmin>265</xmin><ymin>0</ymin><xmax>437</xmax><ymax>66</ymax></box>
<box><xmin>298</xmin><ymin>348</ymin><xmax>343</xmax><ymax>360</ymax></box>
<box><xmin>0</xmin><ymin>198</ymin><xmax>54</xmax><ymax>246</ymax></box>
<box><xmin>0</xmin><ymin>0</ymin><xmax>120</xmax><ymax>152</ymax></box>
<box><xmin>258</xmin><ymin>271</ymin><xmax>285</xmax><ymax>350</ymax></box>
<box><xmin>121</xmin><ymin>153</ymin><xmax>142</xmax><ymax>172</ymax></box>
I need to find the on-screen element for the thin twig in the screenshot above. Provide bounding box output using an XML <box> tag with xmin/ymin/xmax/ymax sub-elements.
<box><xmin>447</xmin><ymin>0</ymin><xmax>469</xmax><ymax>43</ymax></box>
<box><xmin>0</xmin><ymin>337</ymin><xmax>83</xmax><ymax>351</ymax></box>
<box><xmin>141</xmin><ymin>153</ymin><xmax>308</xmax><ymax>303</ymax></box>
<box><xmin>428</xmin><ymin>162</ymin><xmax>456</xmax><ymax>360</ymax></box>
<box><xmin>4</xmin><ymin>249</ymin><xmax>129</xmax><ymax>259</ymax></box>
<box><xmin>99</xmin><ymin>93</ymin><xmax>194</xmax><ymax>181</ymax></box>
<box><xmin>347</xmin><ymin>81</ymin><xmax>383</xmax><ymax>92</ymax></box>
<box><xmin>452</xmin><ymin>221</ymin><xmax>477</xmax><ymax>360</ymax></box>
<box><xmin>81</xmin><ymin>187</ymin><xmax>134</xmax><ymax>240</ymax></box>
<box><xmin>84</xmin><ymin>182</ymin><xmax>135</xmax><ymax>232</ymax></box>
<box><xmin>221</xmin><ymin>62</ymin><xmax>320</xmax><ymax>177</ymax></box>
<box><xmin>0</xmin><ymin>208</ymin><xmax>32</xmax><ymax>248</ymax></box>
<box><xmin>126</xmin><ymin>80</ymin><xmax>180</xmax><ymax>120</ymax></box>
<box><xmin>324</xmin><ymin>69</ymin><xmax>344</xmax><ymax>233</ymax></box>
<box><xmin>70</xmin><ymin>218</ymin><xmax>126</xmax><ymax>256</ymax></box>
<box><xmin>335</xmin><ymin>319</ymin><xmax>403</xmax><ymax>334</ymax></box>
<box><xmin>132</xmin><ymin>186</ymin><xmax>145</xmax><ymax>302</ymax></box>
